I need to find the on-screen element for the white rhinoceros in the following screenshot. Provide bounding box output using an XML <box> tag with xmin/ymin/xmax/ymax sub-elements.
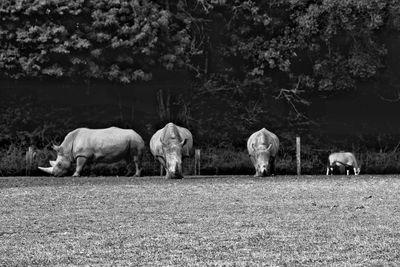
<box><xmin>150</xmin><ymin>122</ymin><xmax>193</xmax><ymax>179</ymax></box>
<box><xmin>39</xmin><ymin>127</ymin><xmax>145</xmax><ymax>177</ymax></box>
<box><xmin>247</xmin><ymin>128</ymin><xmax>280</xmax><ymax>177</ymax></box>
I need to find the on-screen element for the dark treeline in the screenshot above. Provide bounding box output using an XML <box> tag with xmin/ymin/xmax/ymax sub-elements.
<box><xmin>1</xmin><ymin>0</ymin><xmax>400</xmax><ymax>175</ymax></box>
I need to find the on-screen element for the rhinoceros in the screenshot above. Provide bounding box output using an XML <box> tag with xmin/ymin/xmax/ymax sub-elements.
<box><xmin>326</xmin><ymin>152</ymin><xmax>360</xmax><ymax>175</ymax></box>
<box><xmin>150</xmin><ymin>122</ymin><xmax>193</xmax><ymax>179</ymax></box>
<box><xmin>247</xmin><ymin>128</ymin><xmax>280</xmax><ymax>177</ymax></box>
<box><xmin>38</xmin><ymin>127</ymin><xmax>145</xmax><ymax>177</ymax></box>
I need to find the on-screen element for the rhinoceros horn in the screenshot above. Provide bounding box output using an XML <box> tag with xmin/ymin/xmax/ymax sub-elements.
<box><xmin>49</xmin><ymin>160</ymin><xmax>56</xmax><ymax>167</ymax></box>
<box><xmin>38</xmin><ymin>166</ymin><xmax>54</xmax><ymax>175</ymax></box>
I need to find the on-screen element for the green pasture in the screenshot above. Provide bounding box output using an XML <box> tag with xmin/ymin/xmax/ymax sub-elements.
<box><xmin>1</xmin><ymin>175</ymin><xmax>400</xmax><ymax>266</ymax></box>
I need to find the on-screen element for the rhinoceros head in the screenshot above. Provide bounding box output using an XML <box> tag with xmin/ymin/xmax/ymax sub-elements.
<box><xmin>160</xmin><ymin>138</ymin><xmax>187</xmax><ymax>179</ymax></box>
<box><xmin>253</xmin><ymin>143</ymin><xmax>273</xmax><ymax>176</ymax></box>
<box><xmin>38</xmin><ymin>145</ymin><xmax>72</xmax><ymax>176</ymax></box>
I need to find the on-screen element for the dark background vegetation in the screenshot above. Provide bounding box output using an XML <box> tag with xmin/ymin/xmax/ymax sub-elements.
<box><xmin>1</xmin><ymin>0</ymin><xmax>400</xmax><ymax>175</ymax></box>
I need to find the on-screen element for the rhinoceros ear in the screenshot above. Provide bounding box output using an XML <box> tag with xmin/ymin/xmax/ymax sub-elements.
<box><xmin>156</xmin><ymin>155</ymin><xmax>165</xmax><ymax>160</ymax></box>
<box><xmin>266</xmin><ymin>144</ymin><xmax>272</xmax><ymax>151</ymax></box>
<box><xmin>52</xmin><ymin>145</ymin><xmax>63</xmax><ymax>154</ymax></box>
<box><xmin>179</xmin><ymin>139</ymin><xmax>187</xmax><ymax>147</ymax></box>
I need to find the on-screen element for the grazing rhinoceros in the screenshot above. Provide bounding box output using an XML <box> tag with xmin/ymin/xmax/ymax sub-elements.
<box><xmin>38</xmin><ymin>127</ymin><xmax>145</xmax><ymax>177</ymax></box>
<box><xmin>247</xmin><ymin>128</ymin><xmax>280</xmax><ymax>177</ymax></box>
<box><xmin>150</xmin><ymin>122</ymin><xmax>193</xmax><ymax>179</ymax></box>
<box><xmin>326</xmin><ymin>152</ymin><xmax>360</xmax><ymax>175</ymax></box>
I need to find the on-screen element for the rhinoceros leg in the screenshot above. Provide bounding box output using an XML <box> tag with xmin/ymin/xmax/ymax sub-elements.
<box><xmin>133</xmin><ymin>155</ymin><xmax>142</xmax><ymax>177</ymax></box>
<box><xmin>270</xmin><ymin>157</ymin><xmax>275</xmax><ymax>176</ymax></box>
<box><xmin>249</xmin><ymin>155</ymin><xmax>259</xmax><ymax>177</ymax></box>
<box><xmin>249</xmin><ymin>154</ymin><xmax>255</xmax><ymax>166</ymax></box>
<box><xmin>254</xmin><ymin>170</ymin><xmax>262</xmax><ymax>177</ymax></box>
<box><xmin>73</xmin><ymin>157</ymin><xmax>87</xmax><ymax>177</ymax></box>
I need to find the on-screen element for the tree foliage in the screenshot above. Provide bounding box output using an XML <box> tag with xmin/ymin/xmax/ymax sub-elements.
<box><xmin>176</xmin><ymin>0</ymin><xmax>400</xmax><ymax>135</ymax></box>
<box><xmin>0</xmin><ymin>0</ymin><xmax>193</xmax><ymax>82</ymax></box>
<box><xmin>192</xmin><ymin>0</ymin><xmax>400</xmax><ymax>98</ymax></box>
<box><xmin>1</xmin><ymin>0</ymin><xmax>400</xmax><ymax>145</ymax></box>
<box><xmin>1</xmin><ymin>0</ymin><xmax>399</xmax><ymax>87</ymax></box>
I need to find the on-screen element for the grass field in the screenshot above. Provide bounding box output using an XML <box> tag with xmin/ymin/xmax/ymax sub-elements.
<box><xmin>1</xmin><ymin>175</ymin><xmax>400</xmax><ymax>266</ymax></box>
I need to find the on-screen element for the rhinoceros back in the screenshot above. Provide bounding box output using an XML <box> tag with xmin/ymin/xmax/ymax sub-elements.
<box><xmin>64</xmin><ymin>127</ymin><xmax>144</xmax><ymax>161</ymax></box>
<box><xmin>247</xmin><ymin>128</ymin><xmax>279</xmax><ymax>156</ymax></box>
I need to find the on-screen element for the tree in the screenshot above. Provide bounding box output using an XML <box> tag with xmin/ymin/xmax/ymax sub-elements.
<box><xmin>178</xmin><ymin>0</ymin><xmax>400</xmax><ymax>138</ymax></box>
<box><xmin>1</xmin><ymin>0</ymin><xmax>400</xmax><ymax>145</ymax></box>
<box><xmin>0</xmin><ymin>0</ymin><xmax>193</xmax><ymax>83</ymax></box>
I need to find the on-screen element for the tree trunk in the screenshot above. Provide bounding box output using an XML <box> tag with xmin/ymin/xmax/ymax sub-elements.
<box><xmin>131</xmin><ymin>102</ymin><xmax>135</xmax><ymax>122</ymax></box>
<box><xmin>157</xmin><ymin>89</ymin><xmax>171</xmax><ymax>122</ymax></box>
<box><xmin>118</xmin><ymin>92</ymin><xmax>124</xmax><ymax>122</ymax></box>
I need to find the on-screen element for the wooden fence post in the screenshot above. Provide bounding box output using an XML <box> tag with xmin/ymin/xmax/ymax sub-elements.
<box><xmin>25</xmin><ymin>146</ymin><xmax>36</xmax><ymax>176</ymax></box>
<box><xmin>194</xmin><ymin>149</ymin><xmax>201</xmax><ymax>175</ymax></box>
<box><xmin>296</xmin><ymin>137</ymin><xmax>301</xmax><ymax>175</ymax></box>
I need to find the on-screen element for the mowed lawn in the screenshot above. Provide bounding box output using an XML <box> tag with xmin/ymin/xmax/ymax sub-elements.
<box><xmin>1</xmin><ymin>175</ymin><xmax>400</xmax><ymax>266</ymax></box>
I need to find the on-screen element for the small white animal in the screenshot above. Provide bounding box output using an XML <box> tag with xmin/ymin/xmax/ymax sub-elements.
<box><xmin>326</xmin><ymin>152</ymin><xmax>360</xmax><ymax>175</ymax></box>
